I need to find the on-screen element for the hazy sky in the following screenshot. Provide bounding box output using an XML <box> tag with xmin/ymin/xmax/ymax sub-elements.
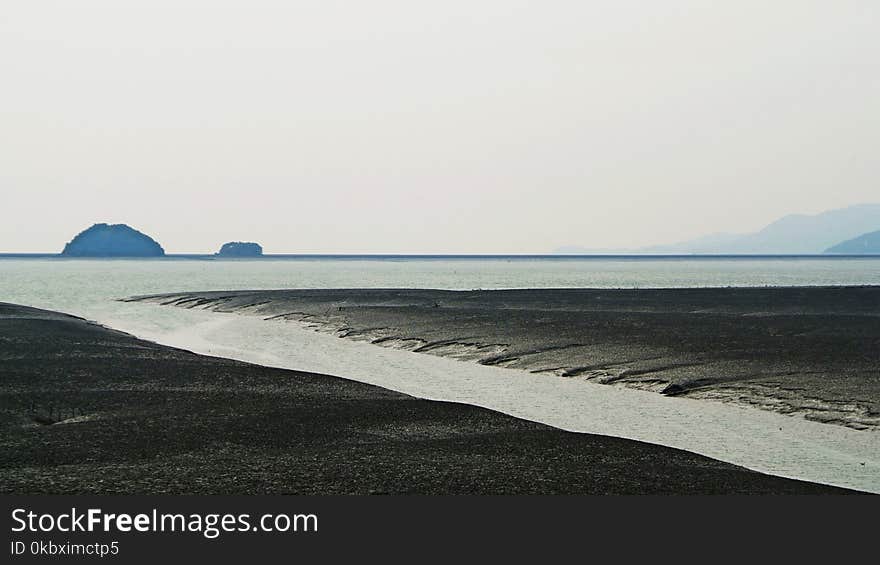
<box><xmin>2</xmin><ymin>1</ymin><xmax>878</xmax><ymax>253</ymax></box>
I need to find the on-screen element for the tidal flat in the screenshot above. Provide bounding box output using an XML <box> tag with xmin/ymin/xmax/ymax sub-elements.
<box><xmin>132</xmin><ymin>287</ymin><xmax>880</xmax><ymax>430</ymax></box>
<box><xmin>0</xmin><ymin>302</ymin><xmax>853</xmax><ymax>494</ymax></box>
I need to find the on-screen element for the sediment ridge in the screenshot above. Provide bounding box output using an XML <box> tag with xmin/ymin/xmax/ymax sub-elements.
<box><xmin>126</xmin><ymin>287</ymin><xmax>880</xmax><ymax>431</ymax></box>
<box><xmin>0</xmin><ymin>301</ymin><xmax>852</xmax><ymax>494</ymax></box>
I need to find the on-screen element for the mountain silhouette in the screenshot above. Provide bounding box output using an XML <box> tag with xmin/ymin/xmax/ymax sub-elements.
<box><xmin>825</xmin><ymin>230</ymin><xmax>880</xmax><ymax>254</ymax></box>
<box><xmin>555</xmin><ymin>204</ymin><xmax>880</xmax><ymax>254</ymax></box>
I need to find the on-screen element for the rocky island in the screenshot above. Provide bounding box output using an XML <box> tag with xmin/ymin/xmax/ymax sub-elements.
<box><xmin>217</xmin><ymin>241</ymin><xmax>263</xmax><ymax>257</ymax></box>
<box><xmin>61</xmin><ymin>223</ymin><xmax>165</xmax><ymax>257</ymax></box>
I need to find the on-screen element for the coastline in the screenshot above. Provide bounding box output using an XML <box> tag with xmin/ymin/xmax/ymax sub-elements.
<box><xmin>129</xmin><ymin>287</ymin><xmax>880</xmax><ymax>430</ymax></box>
<box><xmin>0</xmin><ymin>301</ymin><xmax>854</xmax><ymax>495</ymax></box>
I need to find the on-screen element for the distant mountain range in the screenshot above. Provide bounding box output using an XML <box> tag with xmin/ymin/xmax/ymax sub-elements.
<box><xmin>825</xmin><ymin>230</ymin><xmax>880</xmax><ymax>254</ymax></box>
<box><xmin>554</xmin><ymin>204</ymin><xmax>880</xmax><ymax>255</ymax></box>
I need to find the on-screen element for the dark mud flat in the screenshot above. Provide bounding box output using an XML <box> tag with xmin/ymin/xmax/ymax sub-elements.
<box><xmin>0</xmin><ymin>303</ymin><xmax>851</xmax><ymax>494</ymax></box>
<box><xmin>133</xmin><ymin>287</ymin><xmax>880</xmax><ymax>430</ymax></box>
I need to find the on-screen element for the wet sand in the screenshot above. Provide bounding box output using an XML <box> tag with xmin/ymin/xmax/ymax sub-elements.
<box><xmin>130</xmin><ymin>287</ymin><xmax>880</xmax><ymax>430</ymax></box>
<box><xmin>0</xmin><ymin>302</ymin><xmax>852</xmax><ymax>494</ymax></box>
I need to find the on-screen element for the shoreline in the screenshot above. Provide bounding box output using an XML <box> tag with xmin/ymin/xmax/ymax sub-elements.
<box><xmin>100</xmin><ymin>293</ymin><xmax>880</xmax><ymax>493</ymax></box>
<box><xmin>129</xmin><ymin>287</ymin><xmax>880</xmax><ymax>431</ymax></box>
<box><xmin>0</xmin><ymin>301</ymin><xmax>857</xmax><ymax>495</ymax></box>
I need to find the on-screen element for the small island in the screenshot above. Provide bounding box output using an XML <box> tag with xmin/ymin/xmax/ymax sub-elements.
<box><xmin>216</xmin><ymin>241</ymin><xmax>263</xmax><ymax>257</ymax></box>
<box><xmin>61</xmin><ymin>223</ymin><xmax>165</xmax><ymax>257</ymax></box>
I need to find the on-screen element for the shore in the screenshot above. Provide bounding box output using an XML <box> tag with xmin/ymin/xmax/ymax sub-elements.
<box><xmin>130</xmin><ymin>287</ymin><xmax>880</xmax><ymax>430</ymax></box>
<box><xmin>0</xmin><ymin>302</ymin><xmax>853</xmax><ymax>494</ymax></box>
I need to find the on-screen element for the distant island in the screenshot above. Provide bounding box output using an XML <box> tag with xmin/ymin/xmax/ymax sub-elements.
<box><xmin>216</xmin><ymin>241</ymin><xmax>263</xmax><ymax>257</ymax></box>
<box><xmin>61</xmin><ymin>223</ymin><xmax>165</xmax><ymax>257</ymax></box>
<box><xmin>825</xmin><ymin>230</ymin><xmax>880</xmax><ymax>254</ymax></box>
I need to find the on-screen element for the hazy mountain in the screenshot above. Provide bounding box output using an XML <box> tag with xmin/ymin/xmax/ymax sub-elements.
<box><xmin>706</xmin><ymin>204</ymin><xmax>880</xmax><ymax>253</ymax></box>
<box><xmin>554</xmin><ymin>204</ymin><xmax>880</xmax><ymax>255</ymax></box>
<box><xmin>551</xmin><ymin>245</ymin><xmax>631</xmax><ymax>254</ymax></box>
<box><xmin>825</xmin><ymin>230</ymin><xmax>880</xmax><ymax>254</ymax></box>
<box><xmin>639</xmin><ymin>232</ymin><xmax>746</xmax><ymax>254</ymax></box>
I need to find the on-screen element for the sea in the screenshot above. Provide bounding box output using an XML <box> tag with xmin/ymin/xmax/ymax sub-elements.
<box><xmin>1</xmin><ymin>255</ymin><xmax>879</xmax><ymax>492</ymax></box>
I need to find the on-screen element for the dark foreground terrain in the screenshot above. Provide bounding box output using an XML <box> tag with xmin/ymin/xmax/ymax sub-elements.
<box><xmin>0</xmin><ymin>302</ymin><xmax>851</xmax><ymax>494</ymax></box>
<box><xmin>132</xmin><ymin>287</ymin><xmax>880</xmax><ymax>430</ymax></box>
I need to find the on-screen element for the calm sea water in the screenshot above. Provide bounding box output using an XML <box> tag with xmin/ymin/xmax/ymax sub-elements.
<box><xmin>2</xmin><ymin>256</ymin><xmax>879</xmax><ymax>315</ymax></box>
<box><xmin>2</xmin><ymin>256</ymin><xmax>879</xmax><ymax>492</ymax></box>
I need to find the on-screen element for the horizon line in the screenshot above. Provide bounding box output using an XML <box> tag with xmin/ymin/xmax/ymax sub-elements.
<box><xmin>2</xmin><ymin>253</ymin><xmax>880</xmax><ymax>260</ymax></box>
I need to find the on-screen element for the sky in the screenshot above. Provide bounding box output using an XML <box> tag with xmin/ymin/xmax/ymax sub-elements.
<box><xmin>1</xmin><ymin>1</ymin><xmax>878</xmax><ymax>253</ymax></box>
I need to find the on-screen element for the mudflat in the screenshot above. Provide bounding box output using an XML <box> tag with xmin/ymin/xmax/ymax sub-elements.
<box><xmin>0</xmin><ymin>302</ymin><xmax>851</xmax><ymax>494</ymax></box>
<box><xmin>132</xmin><ymin>287</ymin><xmax>880</xmax><ymax>430</ymax></box>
